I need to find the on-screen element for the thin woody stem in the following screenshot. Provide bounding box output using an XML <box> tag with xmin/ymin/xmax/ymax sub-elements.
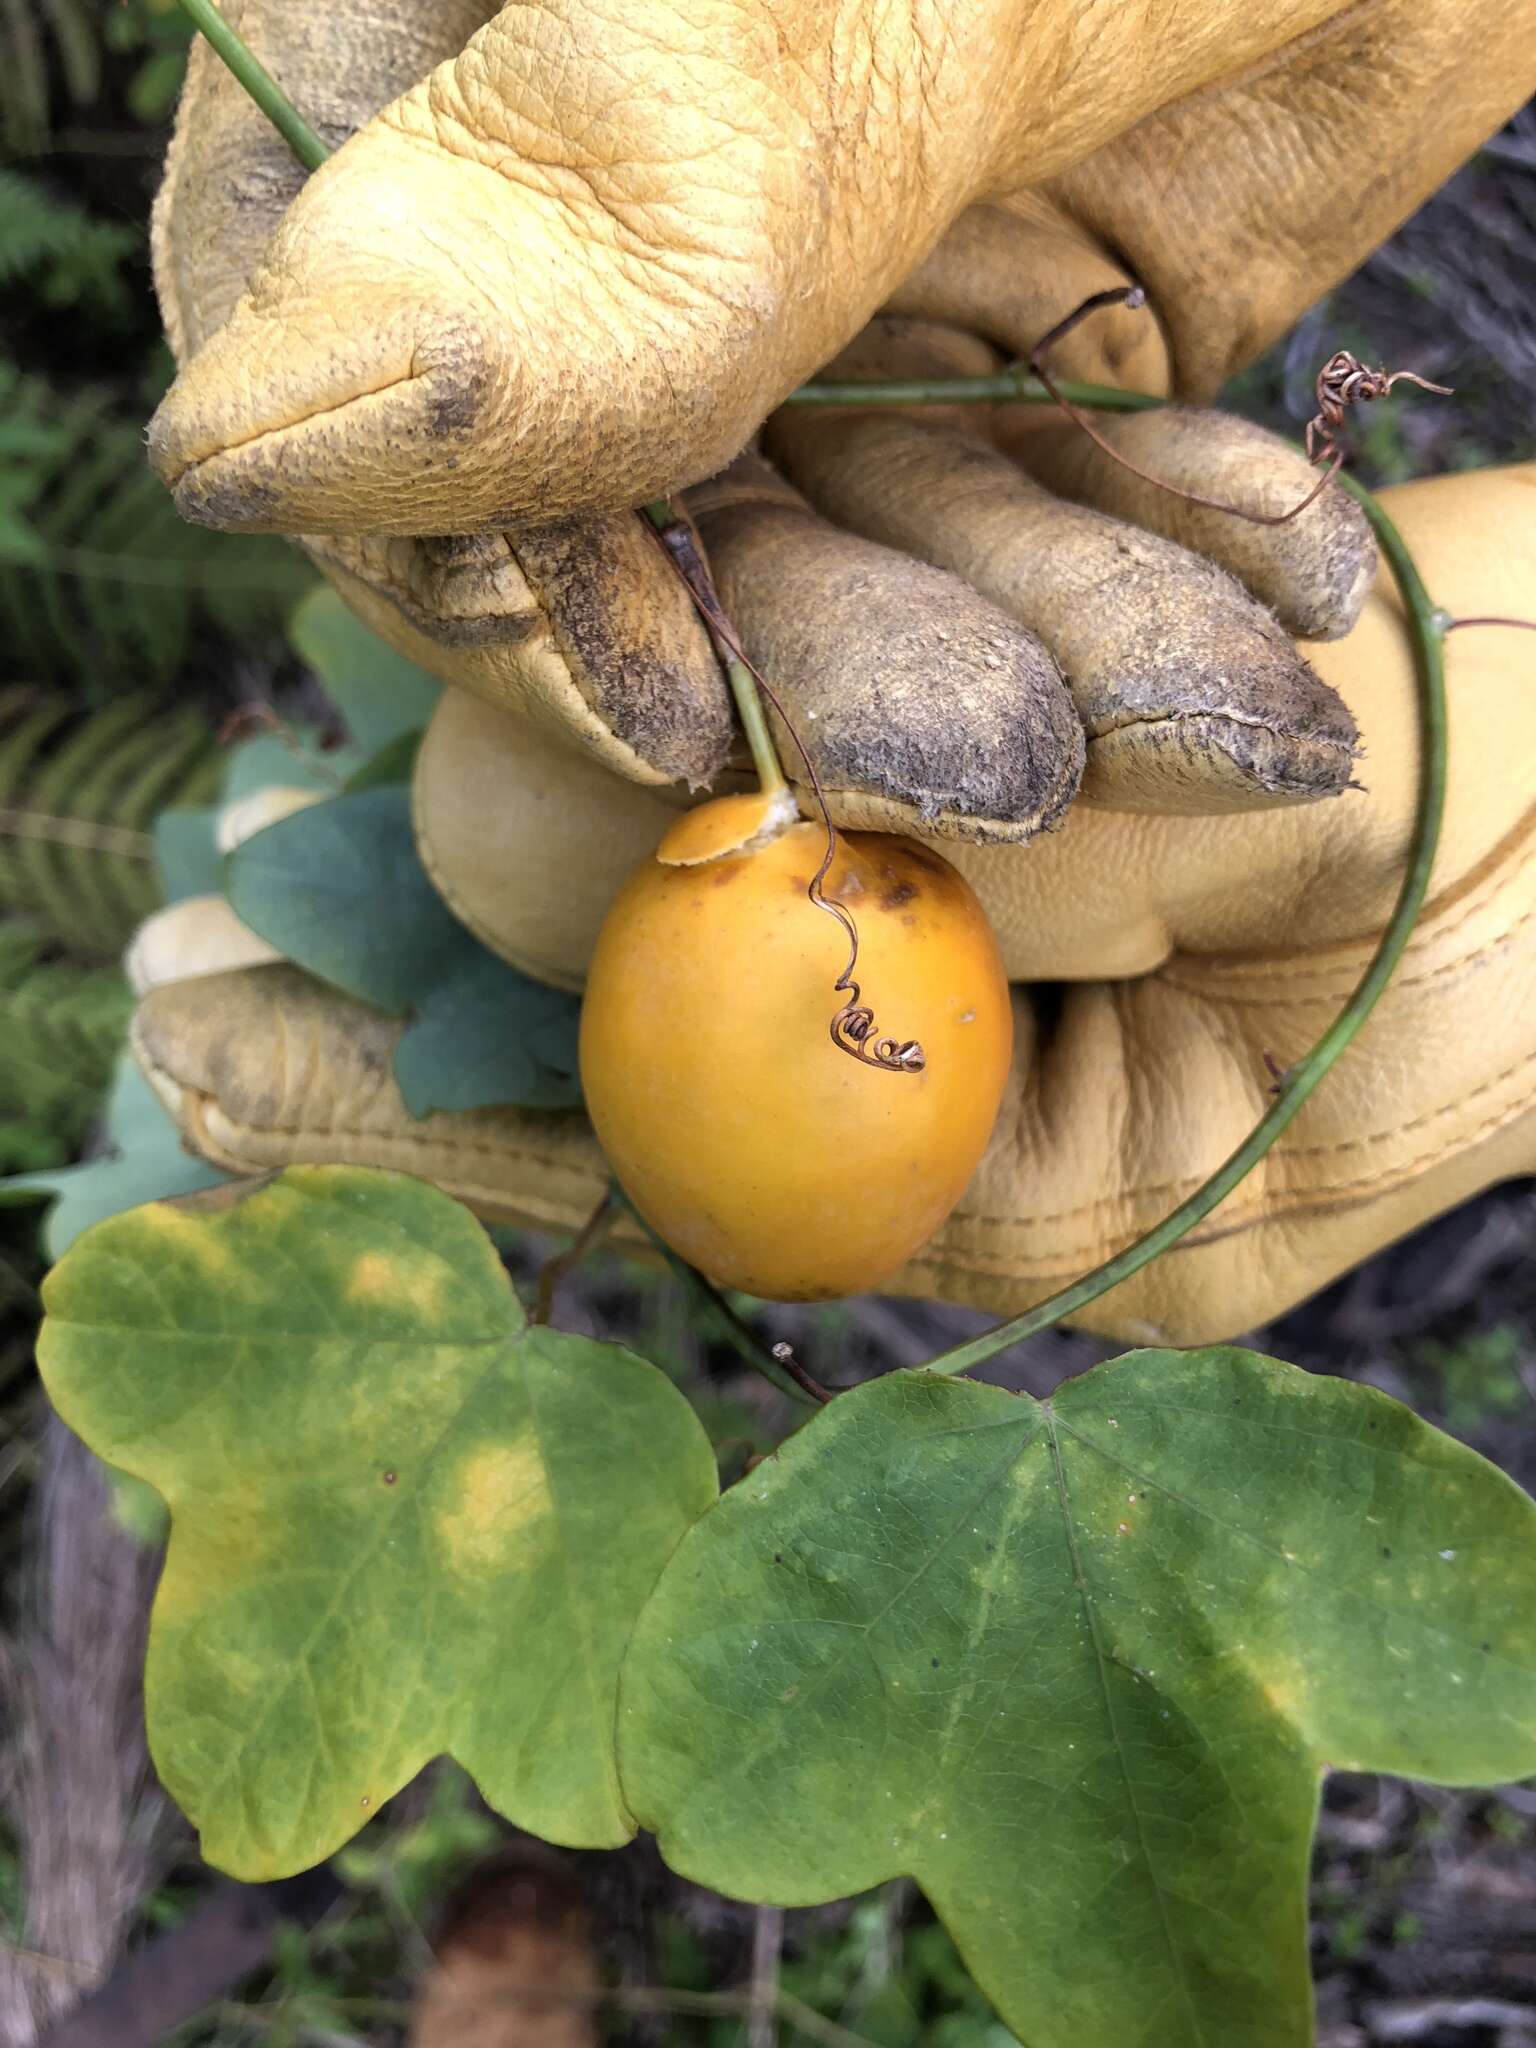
<box><xmin>175</xmin><ymin>0</ymin><xmax>328</xmax><ymax>171</ymax></box>
<box><xmin>921</xmin><ymin>471</ymin><xmax>1447</xmax><ymax>1377</ymax></box>
<box><xmin>641</xmin><ymin>499</ymin><xmax>787</xmax><ymax>795</ymax></box>
<box><xmin>532</xmin><ymin>1186</ymin><xmax>617</xmax><ymax>1325</ymax></box>
<box><xmin>618</xmin><ymin>1192</ymin><xmax>832</xmax><ymax>1406</ymax></box>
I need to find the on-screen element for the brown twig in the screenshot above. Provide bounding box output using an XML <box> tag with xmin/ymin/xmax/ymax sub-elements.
<box><xmin>532</xmin><ymin>1187</ymin><xmax>618</xmax><ymax>1325</ymax></box>
<box><xmin>644</xmin><ymin>508</ymin><xmax>923</xmax><ymax>1074</ymax></box>
<box><xmin>1443</xmin><ymin>615</ymin><xmax>1536</xmax><ymax>633</ymax></box>
<box><xmin>616</xmin><ymin>1187</ymin><xmax>834</xmax><ymax>1403</ymax></box>
<box><xmin>770</xmin><ymin>1339</ymin><xmax>842</xmax><ymax>1407</ymax></box>
<box><xmin>1030</xmin><ymin>290</ymin><xmax>1448</xmax><ymax>527</ymax></box>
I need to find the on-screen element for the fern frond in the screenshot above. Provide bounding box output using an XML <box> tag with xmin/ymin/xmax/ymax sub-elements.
<box><xmin>0</xmin><ymin>171</ymin><xmax>137</xmax><ymax>314</ymax></box>
<box><xmin>0</xmin><ymin>687</ymin><xmax>222</xmax><ymax>957</ymax></box>
<box><xmin>0</xmin><ymin>359</ymin><xmax>315</xmax><ymax>694</ymax></box>
<box><xmin>0</xmin><ymin>922</ymin><xmax>129</xmax><ymax>1170</ymax></box>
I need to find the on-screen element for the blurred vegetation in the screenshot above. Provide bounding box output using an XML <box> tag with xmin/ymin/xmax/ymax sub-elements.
<box><xmin>0</xmin><ymin>0</ymin><xmax>310</xmax><ymax>1235</ymax></box>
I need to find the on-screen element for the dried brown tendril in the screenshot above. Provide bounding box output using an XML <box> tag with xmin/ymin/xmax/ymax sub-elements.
<box><xmin>1030</xmin><ymin>289</ymin><xmax>1452</xmax><ymax>527</ymax></box>
<box><xmin>647</xmin><ymin>507</ymin><xmax>926</xmax><ymax>1075</ymax></box>
<box><xmin>806</xmin><ymin>826</ymin><xmax>926</xmax><ymax>1072</ymax></box>
<box><xmin>1303</xmin><ymin>351</ymin><xmax>1453</xmax><ymax>468</ymax></box>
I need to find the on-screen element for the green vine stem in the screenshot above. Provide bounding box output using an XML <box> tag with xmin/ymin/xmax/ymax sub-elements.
<box><xmin>166</xmin><ymin>0</ymin><xmax>1452</xmax><ymax>1383</ymax></box>
<box><xmin>615</xmin><ymin>1190</ymin><xmax>825</xmax><ymax>1406</ymax></box>
<box><xmin>176</xmin><ymin>0</ymin><xmax>328</xmax><ymax>171</ymax></box>
<box><xmin>782</xmin><ymin>369</ymin><xmax>1162</xmax><ymax>413</ymax></box>
<box><xmin>641</xmin><ymin>500</ymin><xmax>788</xmax><ymax>797</ymax></box>
<box><xmin>923</xmin><ymin>471</ymin><xmax>1447</xmax><ymax>1376</ymax></box>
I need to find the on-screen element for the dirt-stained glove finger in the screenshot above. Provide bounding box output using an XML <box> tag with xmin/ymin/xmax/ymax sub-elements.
<box><xmin>155</xmin><ymin>0</ymin><xmax>727</xmax><ymax>786</ymax></box>
<box><xmin>153</xmin><ymin>0</ymin><xmax>498</xmax><ymax>356</ymax></box>
<box><xmin>685</xmin><ymin>457</ymin><xmax>1083</xmax><ymax>842</ymax></box>
<box><xmin>1006</xmin><ymin>409</ymin><xmax>1377</xmax><ymax>641</ymax></box>
<box><xmin>318</xmin><ymin>517</ymin><xmax>730</xmax><ymax>787</ymax></box>
<box><xmin>766</xmin><ymin>375</ymin><xmax>1358</xmax><ymax>814</ymax></box>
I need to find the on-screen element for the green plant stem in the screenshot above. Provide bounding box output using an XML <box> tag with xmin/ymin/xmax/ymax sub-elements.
<box><xmin>781</xmin><ymin>369</ymin><xmax>1163</xmax><ymax>412</ymax></box>
<box><xmin>616</xmin><ymin>1187</ymin><xmax>820</xmax><ymax>1405</ymax></box>
<box><xmin>722</xmin><ymin>655</ymin><xmax>789</xmax><ymax>796</ymax></box>
<box><xmin>923</xmin><ymin>471</ymin><xmax>1446</xmax><ymax>1377</ymax></box>
<box><xmin>641</xmin><ymin>499</ymin><xmax>787</xmax><ymax>797</ymax></box>
<box><xmin>175</xmin><ymin>0</ymin><xmax>328</xmax><ymax>171</ymax></box>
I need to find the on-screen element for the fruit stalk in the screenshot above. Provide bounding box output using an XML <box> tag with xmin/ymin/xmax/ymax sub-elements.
<box><xmin>642</xmin><ymin>501</ymin><xmax>788</xmax><ymax>797</ymax></box>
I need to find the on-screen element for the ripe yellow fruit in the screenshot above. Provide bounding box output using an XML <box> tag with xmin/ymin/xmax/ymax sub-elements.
<box><xmin>579</xmin><ymin>795</ymin><xmax>1013</xmax><ymax>1300</ymax></box>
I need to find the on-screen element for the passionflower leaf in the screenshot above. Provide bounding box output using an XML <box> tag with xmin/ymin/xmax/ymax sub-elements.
<box><xmin>39</xmin><ymin>1165</ymin><xmax>717</xmax><ymax>1879</ymax></box>
<box><xmin>619</xmin><ymin>1351</ymin><xmax>1536</xmax><ymax>2048</ymax></box>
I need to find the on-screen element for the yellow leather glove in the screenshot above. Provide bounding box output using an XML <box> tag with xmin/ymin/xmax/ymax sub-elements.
<box><xmin>129</xmin><ymin>464</ymin><xmax>1536</xmax><ymax>1343</ymax></box>
<box><xmin>148</xmin><ymin>0</ymin><xmax>1531</xmax><ymax>828</ymax></box>
<box><xmin>147</xmin><ymin>0</ymin><xmax>1528</xmax><ymax>542</ymax></box>
<box><xmin>155</xmin><ymin>0</ymin><xmax>1351</xmax><ymax>820</ymax></box>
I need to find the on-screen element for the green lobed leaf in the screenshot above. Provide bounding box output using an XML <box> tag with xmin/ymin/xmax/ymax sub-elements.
<box><xmin>219</xmin><ymin>729</ymin><xmax>362</xmax><ymax>805</ymax></box>
<box><xmin>153</xmin><ymin>806</ymin><xmax>223</xmax><ymax>904</ymax></box>
<box><xmin>343</xmin><ymin>728</ymin><xmax>424</xmax><ymax>794</ymax></box>
<box><xmin>225</xmin><ymin>784</ymin><xmax>463</xmax><ymax>1015</ymax></box>
<box><xmin>288</xmin><ymin>587</ymin><xmax>442</xmax><ymax>752</ymax></box>
<box><xmin>394</xmin><ymin>945</ymin><xmax>581</xmax><ymax>1117</ymax></box>
<box><xmin>38</xmin><ymin>1165</ymin><xmax>718</xmax><ymax>1880</ymax></box>
<box><xmin>619</xmin><ymin>1351</ymin><xmax>1536</xmax><ymax>2048</ymax></box>
<box><xmin>226</xmin><ymin>783</ymin><xmax>582</xmax><ymax>1111</ymax></box>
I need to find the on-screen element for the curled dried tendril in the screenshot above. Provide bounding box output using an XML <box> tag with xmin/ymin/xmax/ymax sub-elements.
<box><xmin>1032</xmin><ymin>290</ymin><xmax>1453</xmax><ymax>527</ymax></box>
<box><xmin>806</xmin><ymin>828</ymin><xmax>926</xmax><ymax>1071</ymax></box>
<box><xmin>647</xmin><ymin>510</ymin><xmax>926</xmax><ymax>1076</ymax></box>
<box><xmin>1304</xmin><ymin>352</ymin><xmax>1452</xmax><ymax>466</ymax></box>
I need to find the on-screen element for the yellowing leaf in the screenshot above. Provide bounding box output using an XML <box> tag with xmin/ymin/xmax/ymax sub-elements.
<box><xmin>619</xmin><ymin>1353</ymin><xmax>1536</xmax><ymax>2048</ymax></box>
<box><xmin>39</xmin><ymin>1166</ymin><xmax>717</xmax><ymax>1879</ymax></box>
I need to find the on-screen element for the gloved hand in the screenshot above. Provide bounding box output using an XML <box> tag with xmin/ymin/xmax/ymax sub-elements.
<box><xmin>147</xmin><ymin>0</ymin><xmax>1528</xmax><ymax>540</ymax></box>
<box><xmin>128</xmin><ymin>464</ymin><xmax>1536</xmax><ymax>1343</ymax></box>
<box><xmin>148</xmin><ymin>0</ymin><xmax>1529</xmax><ymax>829</ymax></box>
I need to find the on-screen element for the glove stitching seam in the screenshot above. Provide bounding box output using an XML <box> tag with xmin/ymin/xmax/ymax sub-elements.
<box><xmin>1157</xmin><ymin>902</ymin><xmax>1535</xmax><ymax>1003</ymax></box>
<box><xmin>952</xmin><ymin>1044</ymin><xmax>1536</xmax><ymax>1241</ymax></box>
<box><xmin>161</xmin><ymin>1038</ymin><xmax>1534</xmax><ymax>1234</ymax></box>
<box><xmin>1155</xmin><ymin>828</ymin><xmax>1536</xmax><ymax>1002</ymax></box>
